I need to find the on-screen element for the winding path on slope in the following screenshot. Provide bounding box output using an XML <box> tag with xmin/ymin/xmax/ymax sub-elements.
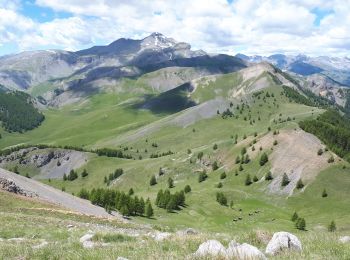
<box><xmin>0</xmin><ymin>167</ymin><xmax>118</xmax><ymax>219</ymax></box>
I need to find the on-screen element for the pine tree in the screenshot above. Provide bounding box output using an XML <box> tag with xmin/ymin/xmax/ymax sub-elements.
<box><xmin>235</xmin><ymin>156</ymin><xmax>241</xmax><ymax>164</ymax></box>
<box><xmin>166</xmin><ymin>197</ymin><xmax>176</xmax><ymax>212</ymax></box>
<box><xmin>213</xmin><ymin>143</ymin><xmax>218</xmax><ymax>150</ymax></box>
<box><xmin>217</xmin><ymin>182</ymin><xmax>223</xmax><ymax>188</ymax></box>
<box><xmin>296</xmin><ymin>179</ymin><xmax>304</xmax><ymax>189</ymax></box>
<box><xmin>120</xmin><ymin>205</ymin><xmax>129</xmax><ymax>217</ymax></box>
<box><xmin>253</xmin><ymin>175</ymin><xmax>258</xmax><ymax>182</ymax></box>
<box><xmin>244</xmin><ymin>154</ymin><xmax>250</xmax><ymax>164</ymax></box>
<box><xmin>184</xmin><ymin>185</ymin><xmax>191</xmax><ymax>193</ymax></box>
<box><xmin>281</xmin><ymin>173</ymin><xmax>290</xmax><ymax>186</ymax></box>
<box><xmin>197</xmin><ymin>152</ymin><xmax>204</xmax><ymax>161</ymax></box>
<box><xmin>212</xmin><ymin>161</ymin><xmax>219</xmax><ymax>171</ymax></box>
<box><xmin>220</xmin><ymin>172</ymin><xmax>227</xmax><ymax>179</ymax></box>
<box><xmin>322</xmin><ymin>189</ymin><xmax>328</xmax><ymax>197</ymax></box>
<box><xmin>239</xmin><ymin>164</ymin><xmax>244</xmax><ymax>171</ymax></box>
<box><xmin>296</xmin><ymin>218</ymin><xmax>306</xmax><ymax>230</ymax></box>
<box><xmin>63</xmin><ymin>173</ymin><xmax>67</xmax><ymax>181</ymax></box>
<box><xmin>317</xmin><ymin>148</ymin><xmax>323</xmax><ymax>156</ymax></box>
<box><xmin>81</xmin><ymin>169</ymin><xmax>88</xmax><ymax>177</ymax></box>
<box><xmin>168</xmin><ymin>177</ymin><xmax>174</xmax><ymax>188</ymax></box>
<box><xmin>145</xmin><ymin>199</ymin><xmax>153</xmax><ymax>218</ymax></box>
<box><xmin>259</xmin><ymin>153</ymin><xmax>268</xmax><ymax>166</ymax></box>
<box><xmin>265</xmin><ymin>171</ymin><xmax>273</xmax><ymax>181</ymax></box>
<box><xmin>241</xmin><ymin>147</ymin><xmax>247</xmax><ymax>155</ymax></box>
<box><xmin>128</xmin><ymin>188</ymin><xmax>134</xmax><ymax>195</ymax></box>
<box><xmin>291</xmin><ymin>211</ymin><xmax>299</xmax><ymax>222</ymax></box>
<box><xmin>328</xmin><ymin>220</ymin><xmax>336</xmax><ymax>232</ymax></box>
<box><xmin>245</xmin><ymin>174</ymin><xmax>252</xmax><ymax>186</ymax></box>
<box><xmin>198</xmin><ymin>172</ymin><xmax>208</xmax><ymax>182</ymax></box>
<box><xmin>150</xmin><ymin>175</ymin><xmax>157</xmax><ymax>186</ymax></box>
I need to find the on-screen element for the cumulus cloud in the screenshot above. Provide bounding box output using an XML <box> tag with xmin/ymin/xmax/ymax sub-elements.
<box><xmin>0</xmin><ymin>0</ymin><xmax>349</xmax><ymax>56</ymax></box>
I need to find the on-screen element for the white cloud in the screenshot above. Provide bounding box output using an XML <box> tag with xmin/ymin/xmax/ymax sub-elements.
<box><xmin>0</xmin><ymin>0</ymin><xmax>349</xmax><ymax>56</ymax></box>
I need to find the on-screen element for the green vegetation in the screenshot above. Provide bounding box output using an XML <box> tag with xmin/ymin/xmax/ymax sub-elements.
<box><xmin>300</xmin><ymin>110</ymin><xmax>350</xmax><ymax>161</ymax></box>
<box><xmin>0</xmin><ymin>91</ymin><xmax>44</xmax><ymax>132</ymax></box>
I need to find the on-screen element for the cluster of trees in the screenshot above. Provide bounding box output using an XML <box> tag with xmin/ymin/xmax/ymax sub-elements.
<box><xmin>104</xmin><ymin>168</ymin><xmax>123</xmax><ymax>185</ymax></box>
<box><xmin>291</xmin><ymin>212</ymin><xmax>306</xmax><ymax>231</ymax></box>
<box><xmin>155</xmin><ymin>189</ymin><xmax>185</xmax><ymax>212</ymax></box>
<box><xmin>78</xmin><ymin>188</ymin><xmax>153</xmax><ymax>217</ymax></box>
<box><xmin>63</xmin><ymin>170</ymin><xmax>78</xmax><ymax>181</ymax></box>
<box><xmin>221</xmin><ymin>108</ymin><xmax>234</xmax><ymax>119</ymax></box>
<box><xmin>150</xmin><ymin>150</ymin><xmax>174</xmax><ymax>158</ymax></box>
<box><xmin>300</xmin><ymin>110</ymin><xmax>350</xmax><ymax>161</ymax></box>
<box><xmin>95</xmin><ymin>148</ymin><xmax>132</xmax><ymax>159</ymax></box>
<box><xmin>216</xmin><ymin>192</ymin><xmax>227</xmax><ymax>206</ymax></box>
<box><xmin>0</xmin><ymin>91</ymin><xmax>45</xmax><ymax>132</ymax></box>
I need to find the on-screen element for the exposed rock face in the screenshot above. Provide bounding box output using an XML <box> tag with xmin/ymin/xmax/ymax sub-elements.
<box><xmin>226</xmin><ymin>241</ymin><xmax>267</xmax><ymax>260</ymax></box>
<box><xmin>194</xmin><ymin>240</ymin><xmax>227</xmax><ymax>257</ymax></box>
<box><xmin>265</xmin><ymin>232</ymin><xmax>302</xmax><ymax>256</ymax></box>
<box><xmin>0</xmin><ymin>148</ymin><xmax>88</xmax><ymax>179</ymax></box>
<box><xmin>0</xmin><ymin>178</ymin><xmax>37</xmax><ymax>197</ymax></box>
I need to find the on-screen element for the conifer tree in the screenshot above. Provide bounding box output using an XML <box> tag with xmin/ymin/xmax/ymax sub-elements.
<box><xmin>220</xmin><ymin>172</ymin><xmax>227</xmax><ymax>179</ymax></box>
<box><xmin>281</xmin><ymin>173</ymin><xmax>290</xmax><ymax>186</ymax></box>
<box><xmin>239</xmin><ymin>164</ymin><xmax>244</xmax><ymax>171</ymax></box>
<box><xmin>212</xmin><ymin>161</ymin><xmax>219</xmax><ymax>171</ymax></box>
<box><xmin>245</xmin><ymin>174</ymin><xmax>252</xmax><ymax>186</ymax></box>
<box><xmin>291</xmin><ymin>211</ymin><xmax>299</xmax><ymax>222</ymax></box>
<box><xmin>253</xmin><ymin>175</ymin><xmax>258</xmax><ymax>182</ymax></box>
<box><xmin>259</xmin><ymin>153</ymin><xmax>268</xmax><ymax>166</ymax></box>
<box><xmin>296</xmin><ymin>218</ymin><xmax>306</xmax><ymax>230</ymax></box>
<box><xmin>150</xmin><ymin>175</ymin><xmax>157</xmax><ymax>186</ymax></box>
<box><xmin>296</xmin><ymin>179</ymin><xmax>304</xmax><ymax>189</ymax></box>
<box><xmin>184</xmin><ymin>185</ymin><xmax>191</xmax><ymax>193</ymax></box>
<box><xmin>328</xmin><ymin>220</ymin><xmax>336</xmax><ymax>232</ymax></box>
<box><xmin>265</xmin><ymin>171</ymin><xmax>273</xmax><ymax>181</ymax></box>
<box><xmin>168</xmin><ymin>177</ymin><xmax>174</xmax><ymax>188</ymax></box>
<box><xmin>322</xmin><ymin>189</ymin><xmax>328</xmax><ymax>197</ymax></box>
<box><xmin>145</xmin><ymin>199</ymin><xmax>153</xmax><ymax>218</ymax></box>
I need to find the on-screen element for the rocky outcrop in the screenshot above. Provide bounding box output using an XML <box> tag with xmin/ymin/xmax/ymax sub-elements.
<box><xmin>0</xmin><ymin>178</ymin><xmax>37</xmax><ymax>197</ymax></box>
<box><xmin>194</xmin><ymin>240</ymin><xmax>227</xmax><ymax>257</ymax></box>
<box><xmin>265</xmin><ymin>232</ymin><xmax>302</xmax><ymax>255</ymax></box>
<box><xmin>194</xmin><ymin>239</ymin><xmax>266</xmax><ymax>259</ymax></box>
<box><xmin>226</xmin><ymin>241</ymin><xmax>266</xmax><ymax>259</ymax></box>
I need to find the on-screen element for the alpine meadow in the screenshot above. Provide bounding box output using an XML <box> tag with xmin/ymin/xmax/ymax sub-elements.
<box><xmin>1</xmin><ymin>1</ymin><xmax>350</xmax><ymax>259</ymax></box>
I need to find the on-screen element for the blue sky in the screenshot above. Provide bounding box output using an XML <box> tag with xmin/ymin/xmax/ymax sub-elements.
<box><xmin>0</xmin><ymin>0</ymin><xmax>349</xmax><ymax>56</ymax></box>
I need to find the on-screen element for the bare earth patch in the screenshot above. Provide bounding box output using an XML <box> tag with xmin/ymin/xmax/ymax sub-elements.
<box><xmin>257</xmin><ymin>129</ymin><xmax>335</xmax><ymax>195</ymax></box>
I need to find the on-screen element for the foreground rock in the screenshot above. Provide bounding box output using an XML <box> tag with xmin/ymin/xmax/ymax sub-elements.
<box><xmin>80</xmin><ymin>233</ymin><xmax>95</xmax><ymax>248</ymax></box>
<box><xmin>194</xmin><ymin>240</ymin><xmax>227</xmax><ymax>257</ymax></box>
<box><xmin>227</xmin><ymin>240</ymin><xmax>266</xmax><ymax>259</ymax></box>
<box><xmin>339</xmin><ymin>236</ymin><xmax>350</xmax><ymax>243</ymax></box>
<box><xmin>265</xmin><ymin>232</ymin><xmax>302</xmax><ymax>255</ymax></box>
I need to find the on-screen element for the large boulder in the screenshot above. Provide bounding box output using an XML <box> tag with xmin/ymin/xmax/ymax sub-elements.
<box><xmin>194</xmin><ymin>240</ymin><xmax>227</xmax><ymax>257</ymax></box>
<box><xmin>226</xmin><ymin>240</ymin><xmax>266</xmax><ymax>260</ymax></box>
<box><xmin>265</xmin><ymin>232</ymin><xmax>302</xmax><ymax>255</ymax></box>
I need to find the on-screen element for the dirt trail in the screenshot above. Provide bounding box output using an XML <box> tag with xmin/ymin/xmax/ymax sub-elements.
<box><xmin>0</xmin><ymin>168</ymin><xmax>119</xmax><ymax>219</ymax></box>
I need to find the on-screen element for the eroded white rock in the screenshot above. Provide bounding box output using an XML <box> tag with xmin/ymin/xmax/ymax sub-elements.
<box><xmin>265</xmin><ymin>231</ymin><xmax>302</xmax><ymax>255</ymax></box>
<box><xmin>227</xmin><ymin>241</ymin><xmax>267</xmax><ymax>260</ymax></box>
<box><xmin>194</xmin><ymin>240</ymin><xmax>227</xmax><ymax>257</ymax></box>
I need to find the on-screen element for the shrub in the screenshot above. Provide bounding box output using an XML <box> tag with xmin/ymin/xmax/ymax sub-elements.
<box><xmin>168</xmin><ymin>177</ymin><xmax>174</xmax><ymax>188</ymax></box>
<box><xmin>213</xmin><ymin>143</ymin><xmax>218</xmax><ymax>150</ymax></box>
<box><xmin>317</xmin><ymin>148</ymin><xmax>323</xmax><ymax>156</ymax></box>
<box><xmin>328</xmin><ymin>156</ymin><xmax>334</xmax><ymax>163</ymax></box>
<box><xmin>217</xmin><ymin>182</ymin><xmax>223</xmax><ymax>188</ymax></box>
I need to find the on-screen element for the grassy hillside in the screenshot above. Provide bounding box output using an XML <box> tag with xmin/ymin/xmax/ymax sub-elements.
<box><xmin>1</xmin><ymin>67</ymin><xmax>350</xmax><ymax>259</ymax></box>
